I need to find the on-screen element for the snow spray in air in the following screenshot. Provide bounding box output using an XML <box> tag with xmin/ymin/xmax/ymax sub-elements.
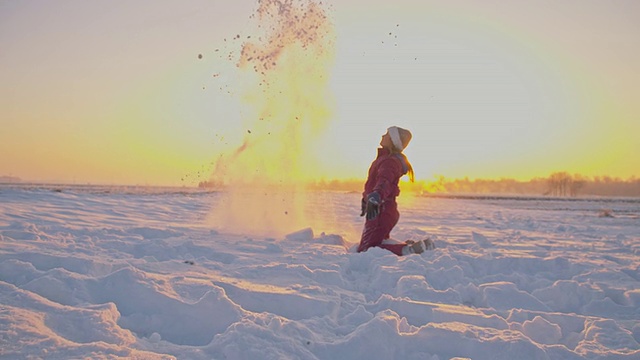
<box><xmin>207</xmin><ymin>0</ymin><xmax>339</xmax><ymax>237</ymax></box>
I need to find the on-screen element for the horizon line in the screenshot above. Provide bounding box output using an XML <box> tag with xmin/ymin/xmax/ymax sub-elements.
<box><xmin>2</xmin><ymin>172</ymin><xmax>639</xmax><ymax>188</ymax></box>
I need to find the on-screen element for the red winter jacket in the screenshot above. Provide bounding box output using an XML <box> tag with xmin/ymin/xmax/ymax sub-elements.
<box><xmin>362</xmin><ymin>148</ymin><xmax>409</xmax><ymax>204</ymax></box>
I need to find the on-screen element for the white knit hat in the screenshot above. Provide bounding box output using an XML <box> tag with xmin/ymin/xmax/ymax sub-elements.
<box><xmin>388</xmin><ymin>126</ymin><xmax>411</xmax><ymax>151</ymax></box>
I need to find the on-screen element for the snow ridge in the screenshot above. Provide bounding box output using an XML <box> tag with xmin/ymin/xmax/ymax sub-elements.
<box><xmin>0</xmin><ymin>187</ymin><xmax>639</xmax><ymax>359</ymax></box>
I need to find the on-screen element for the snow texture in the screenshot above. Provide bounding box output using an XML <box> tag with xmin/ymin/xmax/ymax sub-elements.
<box><xmin>0</xmin><ymin>184</ymin><xmax>639</xmax><ymax>359</ymax></box>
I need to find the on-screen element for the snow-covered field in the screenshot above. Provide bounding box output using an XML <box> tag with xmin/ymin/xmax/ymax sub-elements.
<box><xmin>1</xmin><ymin>184</ymin><xmax>639</xmax><ymax>359</ymax></box>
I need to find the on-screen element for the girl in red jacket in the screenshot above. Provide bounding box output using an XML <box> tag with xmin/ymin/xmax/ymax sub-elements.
<box><xmin>358</xmin><ymin>126</ymin><xmax>432</xmax><ymax>255</ymax></box>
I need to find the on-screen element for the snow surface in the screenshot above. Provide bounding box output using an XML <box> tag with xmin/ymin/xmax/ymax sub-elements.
<box><xmin>1</xmin><ymin>184</ymin><xmax>639</xmax><ymax>359</ymax></box>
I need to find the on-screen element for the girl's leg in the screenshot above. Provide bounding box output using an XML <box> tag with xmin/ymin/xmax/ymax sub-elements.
<box><xmin>378</xmin><ymin>242</ymin><xmax>406</xmax><ymax>256</ymax></box>
<box><xmin>358</xmin><ymin>217</ymin><xmax>384</xmax><ymax>252</ymax></box>
<box><xmin>358</xmin><ymin>205</ymin><xmax>402</xmax><ymax>255</ymax></box>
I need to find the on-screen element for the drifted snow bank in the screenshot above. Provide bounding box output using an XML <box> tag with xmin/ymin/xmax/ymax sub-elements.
<box><xmin>0</xmin><ymin>187</ymin><xmax>639</xmax><ymax>359</ymax></box>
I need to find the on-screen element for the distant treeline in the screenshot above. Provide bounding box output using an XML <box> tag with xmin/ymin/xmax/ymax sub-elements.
<box><xmin>199</xmin><ymin>173</ymin><xmax>640</xmax><ymax>197</ymax></box>
<box><xmin>0</xmin><ymin>176</ymin><xmax>22</xmax><ymax>183</ymax></box>
<box><xmin>420</xmin><ymin>173</ymin><xmax>640</xmax><ymax>197</ymax></box>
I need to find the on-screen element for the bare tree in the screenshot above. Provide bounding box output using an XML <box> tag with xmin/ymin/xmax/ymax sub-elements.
<box><xmin>546</xmin><ymin>172</ymin><xmax>586</xmax><ymax>197</ymax></box>
<box><xmin>570</xmin><ymin>174</ymin><xmax>586</xmax><ymax>197</ymax></box>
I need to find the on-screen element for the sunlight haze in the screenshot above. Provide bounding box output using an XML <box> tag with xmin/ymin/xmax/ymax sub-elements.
<box><xmin>1</xmin><ymin>0</ymin><xmax>638</xmax><ymax>185</ymax></box>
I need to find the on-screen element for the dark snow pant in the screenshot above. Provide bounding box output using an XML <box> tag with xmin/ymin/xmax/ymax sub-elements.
<box><xmin>357</xmin><ymin>201</ymin><xmax>405</xmax><ymax>256</ymax></box>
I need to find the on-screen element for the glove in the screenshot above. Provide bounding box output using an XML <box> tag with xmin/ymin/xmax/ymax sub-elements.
<box><xmin>364</xmin><ymin>192</ymin><xmax>381</xmax><ymax>220</ymax></box>
<box><xmin>360</xmin><ymin>198</ymin><xmax>366</xmax><ymax>216</ymax></box>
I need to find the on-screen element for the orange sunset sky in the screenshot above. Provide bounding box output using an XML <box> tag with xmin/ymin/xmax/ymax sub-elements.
<box><xmin>1</xmin><ymin>0</ymin><xmax>638</xmax><ymax>186</ymax></box>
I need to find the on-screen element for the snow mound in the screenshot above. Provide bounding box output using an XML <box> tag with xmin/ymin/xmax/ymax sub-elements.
<box><xmin>1</xmin><ymin>186</ymin><xmax>639</xmax><ymax>359</ymax></box>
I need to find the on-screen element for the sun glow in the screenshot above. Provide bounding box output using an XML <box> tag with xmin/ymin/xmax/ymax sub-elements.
<box><xmin>208</xmin><ymin>0</ymin><xmax>335</xmax><ymax>187</ymax></box>
<box><xmin>326</xmin><ymin>1</ymin><xmax>640</xmax><ymax>182</ymax></box>
<box><xmin>207</xmin><ymin>0</ymin><xmax>341</xmax><ymax>237</ymax></box>
<box><xmin>1</xmin><ymin>1</ymin><xmax>638</xmax><ymax>187</ymax></box>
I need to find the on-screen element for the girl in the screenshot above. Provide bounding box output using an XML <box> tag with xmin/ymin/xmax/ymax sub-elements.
<box><xmin>358</xmin><ymin>126</ymin><xmax>432</xmax><ymax>255</ymax></box>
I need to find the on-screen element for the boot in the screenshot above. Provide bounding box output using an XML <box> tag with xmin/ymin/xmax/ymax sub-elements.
<box><xmin>402</xmin><ymin>238</ymin><xmax>435</xmax><ymax>255</ymax></box>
